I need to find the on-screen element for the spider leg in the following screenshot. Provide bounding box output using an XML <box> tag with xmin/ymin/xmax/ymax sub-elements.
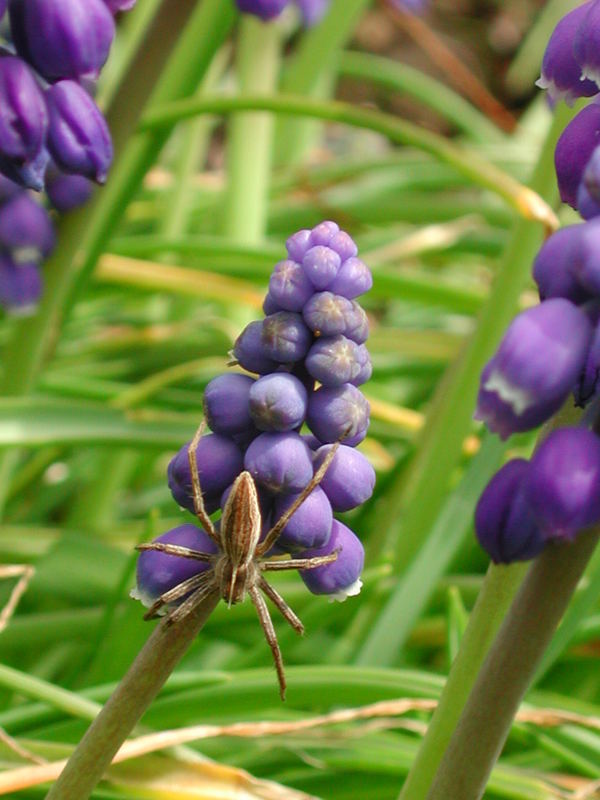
<box><xmin>188</xmin><ymin>421</ymin><xmax>221</xmax><ymax>545</ymax></box>
<box><xmin>260</xmin><ymin>551</ymin><xmax>339</xmax><ymax>572</ymax></box>
<box><xmin>259</xmin><ymin>576</ymin><xmax>304</xmax><ymax>634</ymax></box>
<box><xmin>136</xmin><ymin>542</ymin><xmax>214</xmax><ymax>563</ymax></box>
<box><xmin>165</xmin><ymin>581</ymin><xmax>218</xmax><ymax>626</ymax></box>
<box><xmin>257</xmin><ymin>441</ymin><xmax>341</xmax><ymax>556</ymax></box>
<box><xmin>248</xmin><ymin>584</ymin><xmax>287</xmax><ymax>701</ymax></box>
<box><xmin>143</xmin><ymin>569</ymin><xmax>215</xmax><ymax>620</ymax></box>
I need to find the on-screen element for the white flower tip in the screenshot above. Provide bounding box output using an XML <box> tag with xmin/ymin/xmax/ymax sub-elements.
<box><xmin>327</xmin><ymin>578</ymin><xmax>363</xmax><ymax>603</ymax></box>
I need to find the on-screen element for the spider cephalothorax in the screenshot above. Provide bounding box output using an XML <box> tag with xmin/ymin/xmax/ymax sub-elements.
<box><xmin>136</xmin><ymin>423</ymin><xmax>340</xmax><ymax>699</ymax></box>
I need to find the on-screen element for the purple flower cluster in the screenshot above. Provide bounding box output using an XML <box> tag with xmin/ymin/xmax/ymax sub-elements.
<box><xmin>537</xmin><ymin>1</ymin><xmax>600</xmax><ymax>217</ymax></box>
<box><xmin>0</xmin><ymin>0</ymin><xmax>136</xmax><ymax>192</ymax></box>
<box><xmin>236</xmin><ymin>0</ymin><xmax>330</xmax><ymax>27</ymax></box>
<box><xmin>134</xmin><ymin>221</ymin><xmax>375</xmax><ymax>609</ymax></box>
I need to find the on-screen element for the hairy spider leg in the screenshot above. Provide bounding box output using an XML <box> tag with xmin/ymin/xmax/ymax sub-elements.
<box><xmin>258</xmin><ymin>576</ymin><xmax>304</xmax><ymax>634</ymax></box>
<box><xmin>248</xmin><ymin>584</ymin><xmax>287</xmax><ymax>700</ymax></box>
<box><xmin>260</xmin><ymin>552</ymin><xmax>339</xmax><ymax>572</ymax></box>
<box><xmin>136</xmin><ymin>542</ymin><xmax>214</xmax><ymax>562</ymax></box>
<box><xmin>144</xmin><ymin>569</ymin><xmax>216</xmax><ymax>620</ymax></box>
<box><xmin>257</xmin><ymin>441</ymin><xmax>341</xmax><ymax>556</ymax></box>
<box><xmin>166</xmin><ymin>582</ymin><xmax>219</xmax><ymax>626</ymax></box>
<box><xmin>187</xmin><ymin>421</ymin><xmax>221</xmax><ymax>545</ymax></box>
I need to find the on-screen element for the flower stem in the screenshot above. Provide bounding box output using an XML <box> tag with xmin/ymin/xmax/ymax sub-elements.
<box><xmin>44</xmin><ymin>592</ymin><xmax>219</xmax><ymax>800</ymax></box>
<box><xmin>426</xmin><ymin>529</ymin><xmax>600</xmax><ymax>800</ymax></box>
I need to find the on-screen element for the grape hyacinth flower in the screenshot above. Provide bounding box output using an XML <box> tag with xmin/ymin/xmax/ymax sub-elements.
<box><xmin>9</xmin><ymin>0</ymin><xmax>115</xmax><ymax>83</ymax></box>
<box><xmin>0</xmin><ymin>192</ymin><xmax>54</xmax><ymax>262</ymax></box>
<box><xmin>475</xmin><ymin>299</ymin><xmax>592</xmax><ymax>439</ymax></box>
<box><xmin>133</xmin><ymin>221</ymin><xmax>374</xmax><ymax>697</ymax></box>
<box><xmin>555</xmin><ymin>103</ymin><xmax>600</xmax><ymax>208</ymax></box>
<box><xmin>573</xmin><ymin>1</ymin><xmax>600</xmax><ymax>88</ymax></box>
<box><xmin>0</xmin><ymin>254</ymin><xmax>41</xmax><ymax>313</ymax></box>
<box><xmin>236</xmin><ymin>0</ymin><xmax>330</xmax><ymax>25</ymax></box>
<box><xmin>537</xmin><ymin>2</ymin><xmax>599</xmax><ymax>105</ymax></box>
<box><xmin>45</xmin><ymin>170</ymin><xmax>93</xmax><ymax>213</ymax></box>
<box><xmin>532</xmin><ymin>225</ymin><xmax>590</xmax><ymax>304</ymax></box>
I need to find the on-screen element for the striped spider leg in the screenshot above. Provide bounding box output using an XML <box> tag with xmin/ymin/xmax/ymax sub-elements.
<box><xmin>136</xmin><ymin>422</ymin><xmax>340</xmax><ymax>699</ymax></box>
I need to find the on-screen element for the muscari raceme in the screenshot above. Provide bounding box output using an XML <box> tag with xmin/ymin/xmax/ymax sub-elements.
<box><xmin>133</xmin><ymin>221</ymin><xmax>374</xmax><ymax>624</ymax></box>
<box><xmin>0</xmin><ymin>0</ymin><xmax>135</xmax><ymax>314</ymax></box>
<box><xmin>475</xmin><ymin>0</ymin><xmax>600</xmax><ymax>564</ymax></box>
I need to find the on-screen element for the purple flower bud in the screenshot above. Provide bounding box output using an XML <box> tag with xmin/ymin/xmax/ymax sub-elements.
<box><xmin>307</xmin><ymin>383</ymin><xmax>370</xmax><ymax>445</ymax></box>
<box><xmin>268</xmin><ymin>258</ymin><xmax>314</xmax><ymax>311</ymax></box>
<box><xmin>249</xmin><ymin>372</ymin><xmax>308</xmax><ymax>431</ymax></box>
<box><xmin>45</xmin><ymin>170</ymin><xmax>93</xmax><ymax>212</ymax></box>
<box><xmin>583</xmin><ymin>145</ymin><xmax>600</xmax><ymax>202</ymax></box>
<box><xmin>104</xmin><ymin>0</ymin><xmax>136</xmax><ymax>12</ymax></box>
<box><xmin>301</xmin><ymin>432</ymin><xmax>322</xmax><ymax>450</ymax></box>
<box><xmin>351</xmin><ymin>344</ymin><xmax>372</xmax><ymax>386</ymax></box>
<box><xmin>203</xmin><ymin>373</ymin><xmax>254</xmax><ymax>437</ymax></box>
<box><xmin>0</xmin><ymin>55</ymin><xmax>48</xmax><ymax>191</ymax></box>
<box><xmin>314</xmin><ymin>444</ymin><xmax>375</xmax><ymax>511</ymax></box>
<box><xmin>131</xmin><ymin>524</ymin><xmax>217</xmax><ymax>609</ymax></box>
<box><xmin>573</xmin><ymin>1</ymin><xmax>600</xmax><ymax>89</ymax></box>
<box><xmin>524</xmin><ymin>427</ymin><xmax>600</xmax><ymax>539</ymax></box>
<box><xmin>328</xmin><ymin>230</ymin><xmax>358</xmax><ymax>262</ymax></box>
<box><xmin>46</xmin><ymin>81</ymin><xmax>113</xmax><ymax>183</ymax></box>
<box><xmin>574</xmin><ymin>219</ymin><xmax>600</xmax><ymax>293</ymax></box>
<box><xmin>0</xmin><ymin>175</ymin><xmax>20</xmax><ymax>203</ymax></box>
<box><xmin>344</xmin><ymin>301</ymin><xmax>369</xmax><ymax>344</ymax></box>
<box><xmin>274</xmin><ymin>486</ymin><xmax>332</xmax><ymax>550</ymax></box>
<box><xmin>574</xmin><ymin>310</ymin><xmax>600</xmax><ymax>406</ymax></box>
<box><xmin>306</xmin><ymin>335</ymin><xmax>363</xmax><ymax>387</ymax></box>
<box><xmin>309</xmin><ymin>220</ymin><xmax>339</xmax><ymax>247</ymax></box>
<box><xmin>475</xmin><ymin>299</ymin><xmax>592</xmax><ymax>439</ymax></box>
<box><xmin>475</xmin><ymin>459</ymin><xmax>546</xmax><ymax>564</ymax></box>
<box><xmin>232</xmin><ymin>320</ymin><xmax>279</xmax><ymax>375</ymax></box>
<box><xmin>0</xmin><ymin>255</ymin><xmax>41</xmax><ymax>313</ymax></box>
<box><xmin>299</xmin><ymin>519</ymin><xmax>364</xmax><ymax>600</ymax></box>
<box><xmin>532</xmin><ymin>225</ymin><xmax>590</xmax><ymax>304</ymax></box>
<box><xmin>9</xmin><ymin>0</ymin><xmax>116</xmax><ymax>82</ymax></box>
<box><xmin>327</xmin><ymin>256</ymin><xmax>373</xmax><ymax>299</ymax></box>
<box><xmin>536</xmin><ymin>3</ymin><xmax>599</xmax><ymax>105</ymax></box>
<box><xmin>235</xmin><ymin>0</ymin><xmax>288</xmax><ymax>20</ymax></box>
<box><xmin>0</xmin><ymin>193</ymin><xmax>54</xmax><ymax>262</ymax></box>
<box><xmin>294</xmin><ymin>0</ymin><xmax>329</xmax><ymax>26</ymax></box>
<box><xmin>302</xmin><ymin>245</ymin><xmax>341</xmax><ymax>290</ymax></box>
<box><xmin>244</xmin><ymin>431</ymin><xmax>313</xmax><ymax>494</ymax></box>
<box><xmin>168</xmin><ymin>433</ymin><xmax>243</xmax><ymax>514</ymax></box>
<box><xmin>303</xmin><ymin>292</ymin><xmax>354</xmax><ymax>336</ymax></box>
<box><xmin>555</xmin><ymin>102</ymin><xmax>600</xmax><ymax>208</ymax></box>
<box><xmin>262</xmin><ymin>291</ymin><xmax>283</xmax><ymax>316</ymax></box>
<box><xmin>286</xmin><ymin>228</ymin><xmax>311</xmax><ymax>262</ymax></box>
<box><xmin>261</xmin><ymin>311</ymin><xmax>312</xmax><ymax>363</ymax></box>
<box><xmin>577</xmin><ymin>181</ymin><xmax>600</xmax><ymax>220</ymax></box>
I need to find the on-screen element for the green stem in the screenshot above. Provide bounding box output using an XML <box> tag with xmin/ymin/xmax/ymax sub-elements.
<box><xmin>223</xmin><ymin>17</ymin><xmax>282</xmax><ymax>243</ymax></box>
<box><xmin>142</xmin><ymin>93</ymin><xmax>558</xmax><ymax>226</ymax></box>
<box><xmin>44</xmin><ymin>592</ymin><xmax>219</xmax><ymax>800</ymax></box>
<box><xmin>426</xmin><ymin>530</ymin><xmax>600</xmax><ymax>800</ymax></box>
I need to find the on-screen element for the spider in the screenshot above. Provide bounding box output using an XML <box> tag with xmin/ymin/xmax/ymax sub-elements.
<box><xmin>136</xmin><ymin>422</ymin><xmax>340</xmax><ymax>700</ymax></box>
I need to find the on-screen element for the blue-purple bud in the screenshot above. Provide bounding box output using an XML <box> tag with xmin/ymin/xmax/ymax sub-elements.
<box><xmin>235</xmin><ymin>0</ymin><xmax>288</xmax><ymax>20</ymax></box>
<box><xmin>475</xmin><ymin>299</ymin><xmax>592</xmax><ymax>439</ymax></box>
<box><xmin>307</xmin><ymin>383</ymin><xmax>370</xmax><ymax>445</ymax></box>
<box><xmin>344</xmin><ymin>301</ymin><xmax>369</xmax><ymax>344</ymax></box>
<box><xmin>577</xmin><ymin>181</ymin><xmax>600</xmax><ymax>220</ymax></box>
<box><xmin>573</xmin><ymin>1</ymin><xmax>600</xmax><ymax>89</ymax></box>
<box><xmin>9</xmin><ymin>0</ymin><xmax>116</xmax><ymax>82</ymax></box>
<box><xmin>46</xmin><ymin>81</ymin><xmax>113</xmax><ymax>183</ymax></box>
<box><xmin>574</xmin><ymin>220</ymin><xmax>600</xmax><ymax>293</ymax></box>
<box><xmin>524</xmin><ymin>427</ymin><xmax>600</xmax><ymax>540</ymax></box>
<box><xmin>249</xmin><ymin>372</ymin><xmax>308</xmax><ymax>431</ymax></box>
<box><xmin>302</xmin><ymin>245</ymin><xmax>341</xmax><ymax>290</ymax></box>
<box><xmin>299</xmin><ymin>519</ymin><xmax>364</xmax><ymax>600</ymax></box>
<box><xmin>203</xmin><ymin>373</ymin><xmax>255</xmax><ymax>437</ymax></box>
<box><xmin>168</xmin><ymin>434</ymin><xmax>243</xmax><ymax>514</ymax></box>
<box><xmin>555</xmin><ymin>102</ymin><xmax>600</xmax><ymax>208</ymax></box>
<box><xmin>0</xmin><ymin>175</ymin><xmax>20</xmax><ymax>203</ymax></box>
<box><xmin>537</xmin><ymin>3</ymin><xmax>599</xmax><ymax>105</ymax></box>
<box><xmin>306</xmin><ymin>335</ymin><xmax>364</xmax><ymax>387</ymax></box>
<box><xmin>286</xmin><ymin>228</ymin><xmax>311</xmax><ymax>262</ymax></box>
<box><xmin>351</xmin><ymin>344</ymin><xmax>372</xmax><ymax>386</ymax></box>
<box><xmin>104</xmin><ymin>0</ymin><xmax>136</xmax><ymax>12</ymax></box>
<box><xmin>268</xmin><ymin>258</ymin><xmax>314</xmax><ymax>311</ymax></box>
<box><xmin>532</xmin><ymin>225</ymin><xmax>590</xmax><ymax>304</ymax></box>
<box><xmin>0</xmin><ymin>55</ymin><xmax>48</xmax><ymax>191</ymax></box>
<box><xmin>232</xmin><ymin>320</ymin><xmax>279</xmax><ymax>375</ymax></box>
<box><xmin>0</xmin><ymin>193</ymin><xmax>54</xmax><ymax>262</ymax></box>
<box><xmin>303</xmin><ymin>292</ymin><xmax>353</xmax><ymax>336</ymax></box>
<box><xmin>475</xmin><ymin>459</ymin><xmax>546</xmax><ymax>564</ymax></box>
<box><xmin>244</xmin><ymin>431</ymin><xmax>313</xmax><ymax>494</ymax></box>
<box><xmin>574</xmin><ymin>308</ymin><xmax>600</xmax><ymax>406</ymax></box>
<box><xmin>327</xmin><ymin>256</ymin><xmax>373</xmax><ymax>299</ymax></box>
<box><xmin>274</xmin><ymin>486</ymin><xmax>332</xmax><ymax>550</ymax></box>
<box><xmin>294</xmin><ymin>0</ymin><xmax>329</xmax><ymax>27</ymax></box>
<box><xmin>131</xmin><ymin>524</ymin><xmax>217</xmax><ymax>610</ymax></box>
<box><xmin>0</xmin><ymin>255</ymin><xmax>41</xmax><ymax>313</ymax></box>
<box><xmin>45</xmin><ymin>170</ymin><xmax>93</xmax><ymax>212</ymax></box>
<box><xmin>261</xmin><ymin>311</ymin><xmax>312</xmax><ymax>363</ymax></box>
<box><xmin>314</xmin><ymin>444</ymin><xmax>375</xmax><ymax>511</ymax></box>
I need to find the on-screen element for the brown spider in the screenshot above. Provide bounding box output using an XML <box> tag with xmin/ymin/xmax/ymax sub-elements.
<box><xmin>136</xmin><ymin>422</ymin><xmax>340</xmax><ymax>699</ymax></box>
